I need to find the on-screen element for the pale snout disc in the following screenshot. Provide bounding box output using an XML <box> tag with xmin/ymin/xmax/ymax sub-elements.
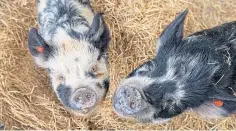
<box><xmin>113</xmin><ymin>86</ymin><xmax>143</xmax><ymax>115</ymax></box>
<box><xmin>71</xmin><ymin>88</ymin><xmax>97</xmax><ymax>110</ymax></box>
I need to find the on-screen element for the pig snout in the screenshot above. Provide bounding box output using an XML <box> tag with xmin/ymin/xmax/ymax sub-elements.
<box><xmin>113</xmin><ymin>86</ymin><xmax>143</xmax><ymax>115</ymax></box>
<box><xmin>57</xmin><ymin>85</ymin><xmax>97</xmax><ymax>111</ymax></box>
<box><xmin>71</xmin><ymin>88</ymin><xmax>97</xmax><ymax>110</ymax></box>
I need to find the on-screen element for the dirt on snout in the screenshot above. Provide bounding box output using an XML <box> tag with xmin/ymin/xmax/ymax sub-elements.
<box><xmin>0</xmin><ymin>0</ymin><xmax>236</xmax><ymax>130</ymax></box>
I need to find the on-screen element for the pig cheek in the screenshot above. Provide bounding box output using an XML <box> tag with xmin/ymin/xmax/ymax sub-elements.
<box><xmin>193</xmin><ymin>102</ymin><xmax>229</xmax><ymax>118</ymax></box>
<box><xmin>50</xmin><ymin>74</ymin><xmax>65</xmax><ymax>90</ymax></box>
<box><xmin>92</xmin><ymin>62</ymin><xmax>108</xmax><ymax>80</ymax></box>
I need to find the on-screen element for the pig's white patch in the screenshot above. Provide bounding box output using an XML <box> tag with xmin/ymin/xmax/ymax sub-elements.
<box><xmin>52</xmin><ymin>28</ymin><xmax>79</xmax><ymax>45</ymax></box>
<box><xmin>156</xmin><ymin>38</ymin><xmax>161</xmax><ymax>54</ymax></box>
<box><xmin>185</xmin><ymin>35</ymin><xmax>201</xmax><ymax>43</ymax></box>
<box><xmin>34</xmin><ymin>56</ymin><xmax>48</xmax><ymax>68</ymax></box>
<box><xmin>170</xmin><ymin>87</ymin><xmax>185</xmax><ymax>106</ymax></box>
<box><xmin>37</xmin><ymin>0</ymin><xmax>47</xmax><ymax>13</ymax></box>
<box><xmin>156</xmin><ymin>56</ymin><xmax>185</xmax><ymax>105</ymax></box>
<box><xmin>156</xmin><ymin>56</ymin><xmax>178</xmax><ymax>83</ymax></box>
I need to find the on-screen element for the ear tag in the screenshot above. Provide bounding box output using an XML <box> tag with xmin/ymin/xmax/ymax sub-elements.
<box><xmin>212</xmin><ymin>99</ymin><xmax>224</xmax><ymax>107</ymax></box>
<box><xmin>36</xmin><ymin>46</ymin><xmax>44</xmax><ymax>53</ymax></box>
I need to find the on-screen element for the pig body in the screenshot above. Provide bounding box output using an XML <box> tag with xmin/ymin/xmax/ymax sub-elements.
<box><xmin>113</xmin><ymin>9</ymin><xmax>236</xmax><ymax>123</ymax></box>
<box><xmin>28</xmin><ymin>0</ymin><xmax>110</xmax><ymax>115</ymax></box>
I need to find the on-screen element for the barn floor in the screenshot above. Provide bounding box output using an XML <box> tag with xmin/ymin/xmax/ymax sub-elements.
<box><xmin>0</xmin><ymin>0</ymin><xmax>236</xmax><ymax>130</ymax></box>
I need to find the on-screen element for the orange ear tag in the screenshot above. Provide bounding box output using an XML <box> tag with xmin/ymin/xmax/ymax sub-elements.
<box><xmin>212</xmin><ymin>99</ymin><xmax>224</xmax><ymax>107</ymax></box>
<box><xmin>36</xmin><ymin>46</ymin><xmax>44</xmax><ymax>53</ymax></box>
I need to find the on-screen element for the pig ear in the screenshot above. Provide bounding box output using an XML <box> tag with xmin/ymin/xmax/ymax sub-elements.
<box><xmin>156</xmin><ymin>9</ymin><xmax>188</xmax><ymax>54</ymax></box>
<box><xmin>28</xmin><ymin>28</ymin><xmax>53</xmax><ymax>68</ymax></box>
<box><xmin>88</xmin><ymin>13</ymin><xmax>110</xmax><ymax>50</ymax></box>
<box><xmin>28</xmin><ymin>27</ymin><xmax>49</xmax><ymax>57</ymax></box>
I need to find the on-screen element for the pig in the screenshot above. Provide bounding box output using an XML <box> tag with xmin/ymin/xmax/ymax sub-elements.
<box><xmin>112</xmin><ymin>9</ymin><xmax>236</xmax><ymax>123</ymax></box>
<box><xmin>28</xmin><ymin>0</ymin><xmax>110</xmax><ymax>116</ymax></box>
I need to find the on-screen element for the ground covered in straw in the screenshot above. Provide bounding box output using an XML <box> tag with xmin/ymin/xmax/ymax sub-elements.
<box><xmin>0</xmin><ymin>0</ymin><xmax>236</xmax><ymax>130</ymax></box>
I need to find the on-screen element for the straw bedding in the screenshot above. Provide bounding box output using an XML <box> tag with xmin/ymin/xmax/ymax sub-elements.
<box><xmin>0</xmin><ymin>0</ymin><xmax>236</xmax><ymax>129</ymax></box>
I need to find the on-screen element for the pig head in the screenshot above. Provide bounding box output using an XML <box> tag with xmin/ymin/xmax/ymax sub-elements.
<box><xmin>28</xmin><ymin>0</ymin><xmax>110</xmax><ymax>116</ymax></box>
<box><xmin>112</xmin><ymin>9</ymin><xmax>236</xmax><ymax>123</ymax></box>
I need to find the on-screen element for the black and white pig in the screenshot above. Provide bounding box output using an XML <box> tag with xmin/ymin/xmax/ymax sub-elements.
<box><xmin>28</xmin><ymin>0</ymin><xmax>110</xmax><ymax>116</ymax></box>
<box><xmin>112</xmin><ymin>9</ymin><xmax>236</xmax><ymax>123</ymax></box>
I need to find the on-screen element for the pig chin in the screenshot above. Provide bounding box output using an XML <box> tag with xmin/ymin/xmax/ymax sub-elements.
<box><xmin>151</xmin><ymin>118</ymin><xmax>172</xmax><ymax>124</ymax></box>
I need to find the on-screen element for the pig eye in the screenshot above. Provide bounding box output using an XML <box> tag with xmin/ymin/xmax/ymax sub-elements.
<box><xmin>138</xmin><ymin>71</ymin><xmax>148</xmax><ymax>76</ymax></box>
<box><xmin>47</xmin><ymin>68</ymin><xmax>55</xmax><ymax>73</ymax></box>
<box><xmin>58</xmin><ymin>75</ymin><xmax>65</xmax><ymax>82</ymax></box>
<box><xmin>47</xmin><ymin>68</ymin><xmax>51</xmax><ymax>73</ymax></box>
<box><xmin>166</xmin><ymin>99</ymin><xmax>173</xmax><ymax>105</ymax></box>
<box><xmin>96</xmin><ymin>83</ymin><xmax>103</xmax><ymax>89</ymax></box>
<box><xmin>92</xmin><ymin>65</ymin><xmax>98</xmax><ymax>72</ymax></box>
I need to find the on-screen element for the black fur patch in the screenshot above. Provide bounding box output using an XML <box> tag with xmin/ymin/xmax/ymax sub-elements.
<box><xmin>56</xmin><ymin>84</ymin><xmax>73</xmax><ymax>108</ymax></box>
<box><xmin>103</xmin><ymin>77</ymin><xmax>110</xmax><ymax>93</ymax></box>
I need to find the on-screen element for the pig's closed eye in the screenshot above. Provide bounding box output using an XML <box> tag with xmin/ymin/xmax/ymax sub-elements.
<box><xmin>90</xmin><ymin>64</ymin><xmax>104</xmax><ymax>77</ymax></box>
<box><xmin>47</xmin><ymin>68</ymin><xmax>55</xmax><ymax>73</ymax></box>
<box><xmin>91</xmin><ymin>65</ymin><xmax>98</xmax><ymax>72</ymax></box>
<box><xmin>166</xmin><ymin>99</ymin><xmax>173</xmax><ymax>105</ymax></box>
<box><xmin>58</xmin><ymin>75</ymin><xmax>65</xmax><ymax>82</ymax></box>
<box><xmin>136</xmin><ymin>63</ymin><xmax>154</xmax><ymax>76</ymax></box>
<box><xmin>138</xmin><ymin>71</ymin><xmax>148</xmax><ymax>76</ymax></box>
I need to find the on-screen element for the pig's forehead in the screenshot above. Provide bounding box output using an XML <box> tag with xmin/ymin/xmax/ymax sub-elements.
<box><xmin>119</xmin><ymin>76</ymin><xmax>155</xmax><ymax>90</ymax></box>
<box><xmin>46</xmin><ymin>41</ymin><xmax>100</xmax><ymax>69</ymax></box>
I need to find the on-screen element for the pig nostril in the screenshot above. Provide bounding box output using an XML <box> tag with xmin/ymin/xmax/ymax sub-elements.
<box><xmin>58</xmin><ymin>75</ymin><xmax>65</xmax><ymax>82</ymax></box>
<box><xmin>86</xmin><ymin>94</ymin><xmax>91</xmax><ymax>99</ymax></box>
<box><xmin>130</xmin><ymin>102</ymin><xmax>135</xmax><ymax>109</ymax></box>
<box><xmin>123</xmin><ymin>90</ymin><xmax>130</xmax><ymax>97</ymax></box>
